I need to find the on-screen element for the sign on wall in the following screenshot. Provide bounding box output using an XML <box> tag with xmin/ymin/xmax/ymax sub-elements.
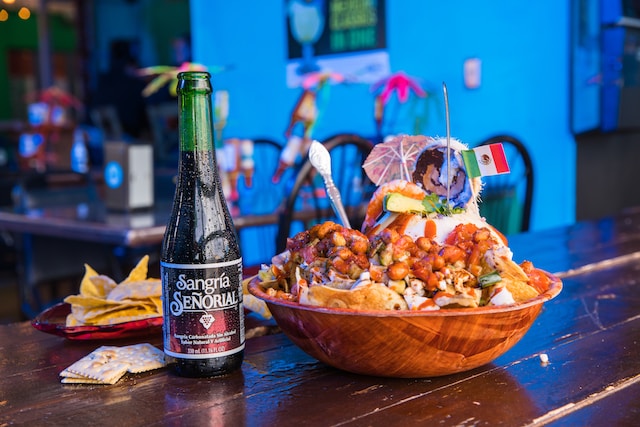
<box><xmin>285</xmin><ymin>0</ymin><xmax>389</xmax><ymax>87</ymax></box>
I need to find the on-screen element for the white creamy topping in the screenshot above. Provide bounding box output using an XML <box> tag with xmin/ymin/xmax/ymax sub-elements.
<box><xmin>376</xmin><ymin>210</ymin><xmax>510</xmax><ymax>250</ymax></box>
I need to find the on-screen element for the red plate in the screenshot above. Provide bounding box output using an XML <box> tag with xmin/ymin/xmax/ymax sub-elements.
<box><xmin>31</xmin><ymin>302</ymin><xmax>163</xmax><ymax>340</ymax></box>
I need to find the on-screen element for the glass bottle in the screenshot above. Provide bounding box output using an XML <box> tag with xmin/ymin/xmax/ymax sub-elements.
<box><xmin>161</xmin><ymin>71</ymin><xmax>244</xmax><ymax>377</ymax></box>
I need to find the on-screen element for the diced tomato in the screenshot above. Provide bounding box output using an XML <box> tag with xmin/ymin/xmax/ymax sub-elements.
<box><xmin>424</xmin><ymin>219</ymin><xmax>437</xmax><ymax>239</ymax></box>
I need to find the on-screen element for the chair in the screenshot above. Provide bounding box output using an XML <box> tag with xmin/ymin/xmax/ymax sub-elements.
<box><xmin>474</xmin><ymin>135</ymin><xmax>534</xmax><ymax>235</ymax></box>
<box><xmin>276</xmin><ymin>134</ymin><xmax>375</xmax><ymax>253</ymax></box>
<box><xmin>11</xmin><ymin>174</ymin><xmax>116</xmax><ymax>318</ymax></box>
<box><xmin>234</xmin><ymin>138</ymin><xmax>286</xmax><ymax>267</ymax></box>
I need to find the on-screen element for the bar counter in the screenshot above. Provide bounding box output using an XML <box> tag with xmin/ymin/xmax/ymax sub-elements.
<box><xmin>2</xmin><ymin>208</ymin><xmax>640</xmax><ymax>426</ymax></box>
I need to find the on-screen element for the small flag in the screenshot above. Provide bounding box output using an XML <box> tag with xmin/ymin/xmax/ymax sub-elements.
<box><xmin>462</xmin><ymin>143</ymin><xmax>510</xmax><ymax>178</ymax></box>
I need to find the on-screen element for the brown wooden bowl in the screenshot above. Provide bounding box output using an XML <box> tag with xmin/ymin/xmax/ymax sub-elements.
<box><xmin>247</xmin><ymin>272</ymin><xmax>562</xmax><ymax>378</ymax></box>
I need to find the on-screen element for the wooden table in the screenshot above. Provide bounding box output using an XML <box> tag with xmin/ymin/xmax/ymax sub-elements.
<box><xmin>0</xmin><ymin>194</ymin><xmax>288</xmax><ymax>318</ymax></box>
<box><xmin>2</xmin><ymin>209</ymin><xmax>640</xmax><ymax>426</ymax></box>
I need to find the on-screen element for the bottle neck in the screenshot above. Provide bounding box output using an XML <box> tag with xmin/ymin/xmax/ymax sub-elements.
<box><xmin>177</xmin><ymin>72</ymin><xmax>214</xmax><ymax>153</ymax></box>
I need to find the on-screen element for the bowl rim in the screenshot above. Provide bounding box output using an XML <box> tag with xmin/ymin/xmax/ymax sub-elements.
<box><xmin>247</xmin><ymin>270</ymin><xmax>562</xmax><ymax>317</ymax></box>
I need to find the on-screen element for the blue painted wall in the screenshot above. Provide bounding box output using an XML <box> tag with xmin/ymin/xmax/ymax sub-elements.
<box><xmin>190</xmin><ymin>0</ymin><xmax>576</xmax><ymax>232</ymax></box>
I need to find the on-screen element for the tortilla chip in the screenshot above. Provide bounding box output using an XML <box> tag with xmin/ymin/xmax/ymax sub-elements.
<box><xmin>87</xmin><ymin>275</ymin><xmax>118</xmax><ymax>299</ymax></box>
<box><xmin>504</xmin><ymin>279</ymin><xmax>540</xmax><ymax>303</ymax></box>
<box><xmin>79</xmin><ymin>264</ymin><xmax>101</xmax><ymax>297</ymax></box>
<box><xmin>64</xmin><ymin>294</ymin><xmax>119</xmax><ymax>308</ymax></box>
<box><xmin>122</xmin><ymin>255</ymin><xmax>149</xmax><ymax>284</ymax></box>
<box><xmin>65</xmin><ymin>313</ymin><xmax>81</xmax><ymax>326</ymax></box>
<box><xmin>300</xmin><ymin>282</ymin><xmax>408</xmax><ymax>310</ymax></box>
<box><xmin>107</xmin><ymin>279</ymin><xmax>161</xmax><ymax>301</ymax></box>
<box><xmin>243</xmin><ymin>276</ymin><xmax>272</xmax><ymax>319</ymax></box>
<box><xmin>94</xmin><ymin>312</ymin><xmax>160</xmax><ymax>325</ymax></box>
<box><xmin>74</xmin><ymin>303</ymin><xmax>158</xmax><ymax>325</ymax></box>
<box><xmin>64</xmin><ymin>255</ymin><xmax>162</xmax><ymax>327</ymax></box>
<box><xmin>149</xmin><ymin>296</ymin><xmax>163</xmax><ymax>313</ymax></box>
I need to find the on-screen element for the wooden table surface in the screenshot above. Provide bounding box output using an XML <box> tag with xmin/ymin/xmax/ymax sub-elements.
<box><xmin>2</xmin><ymin>208</ymin><xmax>640</xmax><ymax>426</ymax></box>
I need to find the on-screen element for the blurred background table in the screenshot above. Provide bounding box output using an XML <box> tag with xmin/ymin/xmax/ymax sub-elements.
<box><xmin>2</xmin><ymin>208</ymin><xmax>640</xmax><ymax>425</ymax></box>
<box><xmin>0</xmin><ymin>180</ymin><xmax>360</xmax><ymax>319</ymax></box>
<box><xmin>0</xmin><ymin>173</ymin><xmax>285</xmax><ymax>319</ymax></box>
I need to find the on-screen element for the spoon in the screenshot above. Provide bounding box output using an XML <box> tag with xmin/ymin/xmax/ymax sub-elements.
<box><xmin>308</xmin><ymin>140</ymin><xmax>352</xmax><ymax>229</ymax></box>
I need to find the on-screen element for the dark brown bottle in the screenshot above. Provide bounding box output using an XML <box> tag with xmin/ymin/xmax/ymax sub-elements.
<box><xmin>161</xmin><ymin>71</ymin><xmax>244</xmax><ymax>377</ymax></box>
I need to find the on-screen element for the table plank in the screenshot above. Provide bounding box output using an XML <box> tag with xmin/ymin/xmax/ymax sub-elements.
<box><xmin>508</xmin><ymin>210</ymin><xmax>640</xmax><ymax>274</ymax></box>
<box><xmin>540</xmin><ymin>375</ymin><xmax>640</xmax><ymax>426</ymax></box>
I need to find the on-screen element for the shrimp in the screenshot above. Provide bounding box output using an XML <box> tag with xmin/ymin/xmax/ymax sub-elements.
<box><xmin>361</xmin><ymin>180</ymin><xmax>427</xmax><ymax>234</ymax></box>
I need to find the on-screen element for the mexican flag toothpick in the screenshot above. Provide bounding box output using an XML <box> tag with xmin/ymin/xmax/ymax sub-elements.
<box><xmin>462</xmin><ymin>143</ymin><xmax>510</xmax><ymax>178</ymax></box>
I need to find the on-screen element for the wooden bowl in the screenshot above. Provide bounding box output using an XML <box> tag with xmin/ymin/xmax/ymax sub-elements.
<box><xmin>247</xmin><ymin>272</ymin><xmax>562</xmax><ymax>378</ymax></box>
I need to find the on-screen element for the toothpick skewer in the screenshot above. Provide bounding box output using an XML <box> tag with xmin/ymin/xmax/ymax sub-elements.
<box><xmin>443</xmin><ymin>82</ymin><xmax>451</xmax><ymax>206</ymax></box>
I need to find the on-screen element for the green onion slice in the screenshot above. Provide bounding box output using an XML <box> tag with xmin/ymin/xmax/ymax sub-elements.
<box><xmin>478</xmin><ymin>271</ymin><xmax>502</xmax><ymax>288</ymax></box>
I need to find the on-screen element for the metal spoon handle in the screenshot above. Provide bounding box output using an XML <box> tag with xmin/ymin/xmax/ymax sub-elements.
<box><xmin>308</xmin><ymin>141</ymin><xmax>352</xmax><ymax>229</ymax></box>
<box><xmin>323</xmin><ymin>175</ymin><xmax>351</xmax><ymax>229</ymax></box>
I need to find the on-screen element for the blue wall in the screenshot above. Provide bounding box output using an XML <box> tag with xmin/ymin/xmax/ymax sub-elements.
<box><xmin>190</xmin><ymin>0</ymin><xmax>576</xmax><ymax>232</ymax></box>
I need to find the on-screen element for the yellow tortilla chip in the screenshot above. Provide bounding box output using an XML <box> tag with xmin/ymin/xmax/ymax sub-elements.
<box><xmin>66</xmin><ymin>313</ymin><xmax>81</xmax><ymax>326</ymax></box>
<box><xmin>75</xmin><ymin>304</ymin><xmax>158</xmax><ymax>325</ymax></box>
<box><xmin>243</xmin><ymin>276</ymin><xmax>272</xmax><ymax>319</ymax></box>
<box><xmin>149</xmin><ymin>296</ymin><xmax>163</xmax><ymax>313</ymax></box>
<box><xmin>79</xmin><ymin>264</ymin><xmax>101</xmax><ymax>297</ymax></box>
<box><xmin>64</xmin><ymin>255</ymin><xmax>162</xmax><ymax>327</ymax></box>
<box><xmin>504</xmin><ymin>279</ymin><xmax>540</xmax><ymax>303</ymax></box>
<box><xmin>107</xmin><ymin>279</ymin><xmax>161</xmax><ymax>301</ymax></box>
<box><xmin>97</xmin><ymin>312</ymin><xmax>159</xmax><ymax>325</ymax></box>
<box><xmin>87</xmin><ymin>275</ymin><xmax>118</xmax><ymax>299</ymax></box>
<box><xmin>300</xmin><ymin>282</ymin><xmax>409</xmax><ymax>310</ymax></box>
<box><xmin>122</xmin><ymin>255</ymin><xmax>149</xmax><ymax>284</ymax></box>
<box><xmin>65</xmin><ymin>294</ymin><xmax>119</xmax><ymax>308</ymax></box>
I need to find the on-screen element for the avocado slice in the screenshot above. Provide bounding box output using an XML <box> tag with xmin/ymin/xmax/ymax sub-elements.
<box><xmin>384</xmin><ymin>193</ymin><xmax>428</xmax><ymax>214</ymax></box>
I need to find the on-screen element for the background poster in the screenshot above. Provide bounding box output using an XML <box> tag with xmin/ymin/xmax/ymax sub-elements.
<box><xmin>285</xmin><ymin>0</ymin><xmax>389</xmax><ymax>87</ymax></box>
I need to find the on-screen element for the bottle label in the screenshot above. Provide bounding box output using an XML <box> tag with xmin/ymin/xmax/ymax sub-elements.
<box><xmin>161</xmin><ymin>259</ymin><xmax>245</xmax><ymax>359</ymax></box>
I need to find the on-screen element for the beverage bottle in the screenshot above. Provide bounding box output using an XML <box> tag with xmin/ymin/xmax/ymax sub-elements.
<box><xmin>161</xmin><ymin>71</ymin><xmax>244</xmax><ymax>377</ymax></box>
<box><xmin>71</xmin><ymin>128</ymin><xmax>89</xmax><ymax>174</ymax></box>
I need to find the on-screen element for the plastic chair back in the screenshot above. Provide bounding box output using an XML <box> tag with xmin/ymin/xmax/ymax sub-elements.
<box><xmin>276</xmin><ymin>134</ymin><xmax>375</xmax><ymax>253</ymax></box>
<box><xmin>475</xmin><ymin>135</ymin><xmax>534</xmax><ymax>234</ymax></box>
<box><xmin>235</xmin><ymin>138</ymin><xmax>286</xmax><ymax>266</ymax></box>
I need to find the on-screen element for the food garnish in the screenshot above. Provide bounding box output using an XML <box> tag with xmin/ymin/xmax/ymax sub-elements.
<box><xmin>258</xmin><ymin>221</ymin><xmax>547</xmax><ymax>311</ymax></box>
<box><xmin>384</xmin><ymin>192</ymin><xmax>464</xmax><ymax>216</ymax></box>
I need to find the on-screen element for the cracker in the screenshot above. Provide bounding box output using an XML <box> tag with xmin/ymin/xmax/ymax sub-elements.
<box><xmin>60</xmin><ymin>344</ymin><xmax>166</xmax><ymax>385</ymax></box>
<box><xmin>63</xmin><ymin>346</ymin><xmax>129</xmax><ymax>385</ymax></box>
<box><xmin>119</xmin><ymin>343</ymin><xmax>166</xmax><ymax>373</ymax></box>
<box><xmin>61</xmin><ymin>377</ymin><xmax>107</xmax><ymax>384</ymax></box>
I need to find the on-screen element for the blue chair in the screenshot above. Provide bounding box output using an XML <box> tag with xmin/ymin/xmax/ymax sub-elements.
<box><xmin>276</xmin><ymin>133</ymin><xmax>375</xmax><ymax>253</ymax></box>
<box><xmin>475</xmin><ymin>135</ymin><xmax>534</xmax><ymax>234</ymax></box>
<box><xmin>235</xmin><ymin>138</ymin><xmax>286</xmax><ymax>267</ymax></box>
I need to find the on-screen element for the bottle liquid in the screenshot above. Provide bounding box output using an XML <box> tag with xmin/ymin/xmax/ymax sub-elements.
<box><xmin>161</xmin><ymin>71</ymin><xmax>244</xmax><ymax>377</ymax></box>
